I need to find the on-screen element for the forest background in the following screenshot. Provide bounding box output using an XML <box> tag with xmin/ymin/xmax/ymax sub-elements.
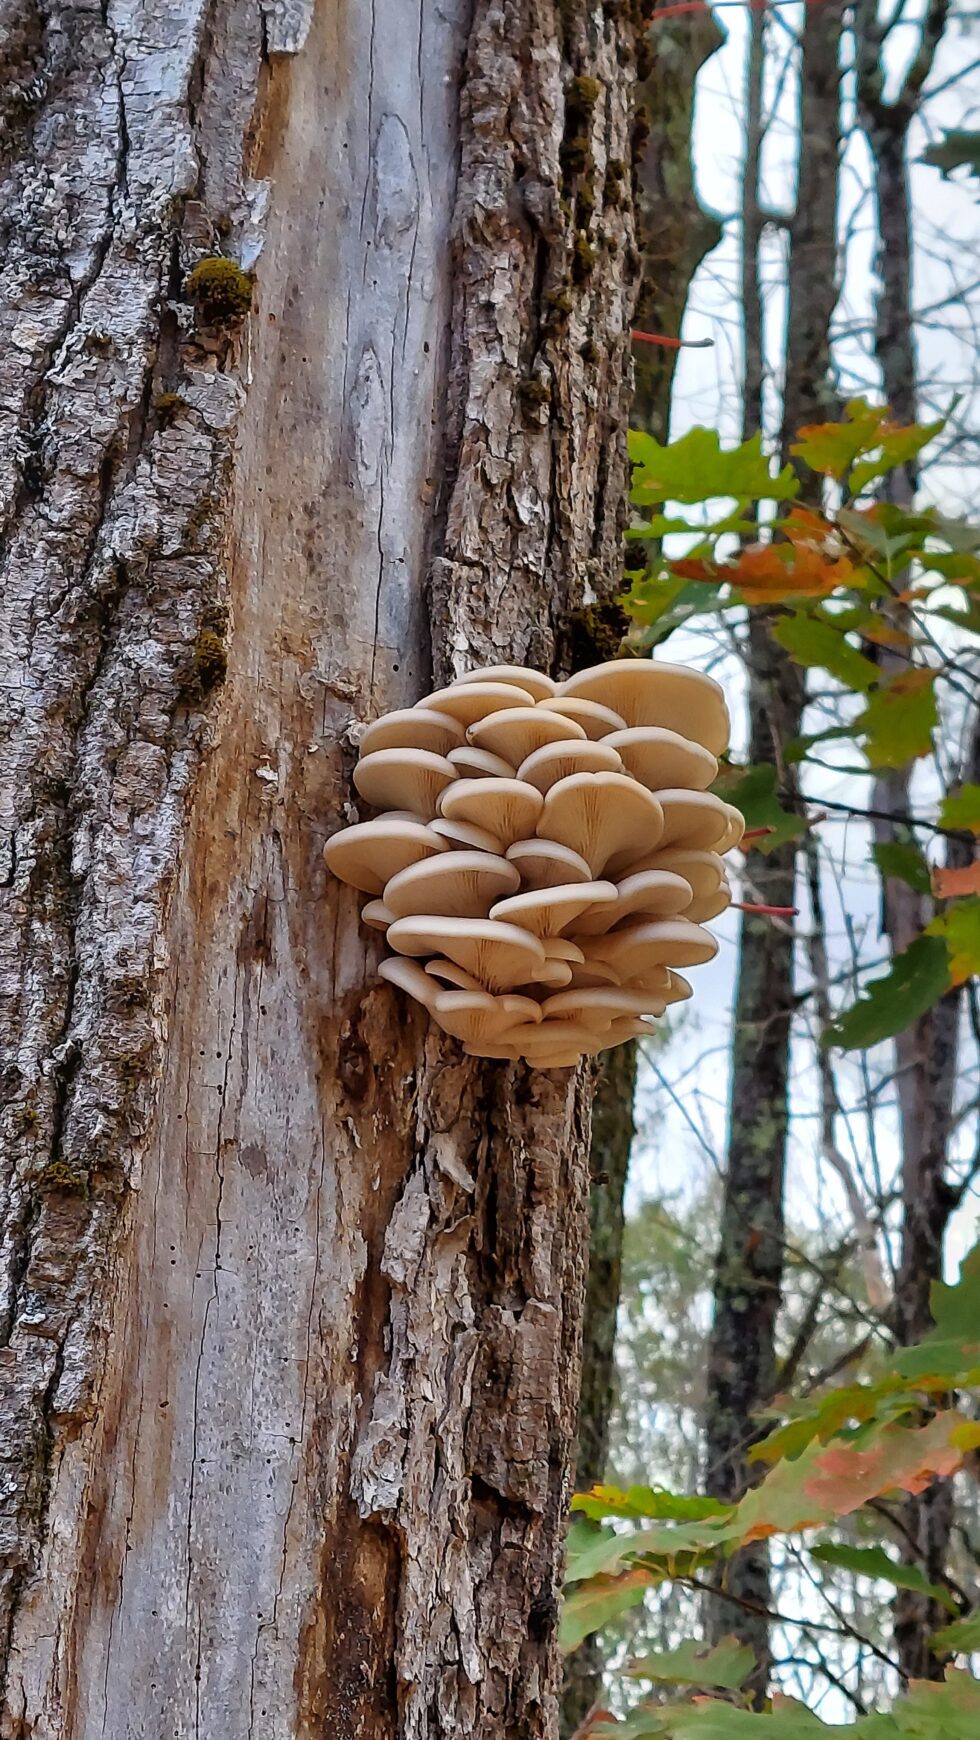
<box><xmin>563</xmin><ymin>0</ymin><xmax>980</xmax><ymax>1733</ymax></box>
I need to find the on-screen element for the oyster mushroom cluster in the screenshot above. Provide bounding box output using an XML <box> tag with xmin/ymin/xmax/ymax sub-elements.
<box><xmin>325</xmin><ymin>660</ymin><xmax>743</xmax><ymax>1069</ymax></box>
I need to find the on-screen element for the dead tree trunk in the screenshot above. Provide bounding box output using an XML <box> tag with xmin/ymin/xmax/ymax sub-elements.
<box><xmin>856</xmin><ymin>0</ymin><xmax>960</xmax><ymax>1682</ymax></box>
<box><xmin>0</xmin><ymin>4</ymin><xmax>642</xmax><ymax>1735</ymax></box>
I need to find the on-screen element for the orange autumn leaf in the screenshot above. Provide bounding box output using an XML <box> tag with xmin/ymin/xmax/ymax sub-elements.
<box><xmin>802</xmin><ymin>1412</ymin><xmax>973</xmax><ymax>1515</ymax></box>
<box><xmin>735</xmin><ymin>541</ymin><xmax>855</xmax><ymax>604</ymax></box>
<box><xmin>932</xmin><ymin>862</ymin><xmax>980</xmax><ymax>899</ymax></box>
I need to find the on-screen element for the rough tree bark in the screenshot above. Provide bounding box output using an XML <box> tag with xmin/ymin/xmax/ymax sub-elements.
<box><xmin>855</xmin><ymin>0</ymin><xmax>963</xmax><ymax>1683</ymax></box>
<box><xmin>0</xmin><ymin>3</ymin><xmax>644</xmax><ymax>1735</ymax></box>
<box><xmin>703</xmin><ymin>1</ymin><xmax>842</xmax><ymax>1698</ymax></box>
<box><xmin>559</xmin><ymin>1046</ymin><xmax>636</xmax><ymax>1739</ymax></box>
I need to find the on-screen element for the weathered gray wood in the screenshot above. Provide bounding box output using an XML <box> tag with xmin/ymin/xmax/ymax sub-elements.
<box><xmin>0</xmin><ymin>3</ymin><xmax>640</xmax><ymax>1734</ymax></box>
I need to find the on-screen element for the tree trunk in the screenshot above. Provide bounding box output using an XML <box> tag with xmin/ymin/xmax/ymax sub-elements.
<box><xmin>703</xmin><ymin>2</ymin><xmax>841</xmax><ymax>1699</ymax></box>
<box><xmin>560</xmin><ymin>1044</ymin><xmax>636</xmax><ymax>1739</ymax></box>
<box><xmin>0</xmin><ymin>4</ymin><xmax>642</xmax><ymax>1735</ymax></box>
<box><xmin>856</xmin><ymin>0</ymin><xmax>959</xmax><ymax>1680</ymax></box>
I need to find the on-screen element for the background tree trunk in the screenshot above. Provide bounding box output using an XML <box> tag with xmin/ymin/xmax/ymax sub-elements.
<box><xmin>855</xmin><ymin>0</ymin><xmax>962</xmax><ymax>1681</ymax></box>
<box><xmin>0</xmin><ymin>3</ymin><xmax>642</xmax><ymax>1734</ymax></box>
<box><xmin>703</xmin><ymin>2</ymin><xmax>842</xmax><ymax>1698</ymax></box>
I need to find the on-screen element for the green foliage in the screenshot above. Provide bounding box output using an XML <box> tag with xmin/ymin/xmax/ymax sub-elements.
<box><xmin>626</xmin><ymin>1637</ymin><xmax>755</xmax><ymax>1690</ymax></box>
<box><xmin>872</xmin><ymin>841</ymin><xmax>932</xmax><ymax>896</ymax></box>
<box><xmin>621</xmin><ymin>402</ymin><xmax>979</xmax><ymax>1048</ymax></box>
<box><xmin>564</xmin><ymin>1243</ymin><xmax>980</xmax><ymax>1733</ymax></box>
<box><xmin>771</xmin><ymin>611</ymin><xmax>878</xmax><ymax>693</ymax></box>
<box><xmin>628</xmin><ymin>428</ymin><xmax>798</xmax><ymax>507</ymax></box>
<box><xmin>821</xmin><ymin>935</ymin><xmax>952</xmax><ymax>1051</ymax></box>
<box><xmin>809</xmin><ymin>1543</ymin><xmax>958</xmax><ymax>1616</ymax></box>
<box><xmin>921</xmin><ymin>128</ymin><xmax>980</xmax><ymax>179</ymax></box>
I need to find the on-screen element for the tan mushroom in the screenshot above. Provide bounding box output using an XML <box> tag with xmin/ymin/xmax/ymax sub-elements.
<box><xmin>431</xmin><ymin>989</ymin><xmax>542</xmax><ymax>1046</ymax></box>
<box><xmin>565</xmin><ymin>959</ymin><xmax>626</xmax><ymax>989</ymax></box>
<box><xmin>517</xmin><ymin>739</ymin><xmax>624</xmax><ymax>794</ymax></box>
<box><xmin>384</xmin><ymin>850</ymin><xmax>520</xmax><ymax>920</ymax></box>
<box><xmin>361</xmin><ymin>899</ymin><xmax>396</xmax><ymax>931</ymax></box>
<box><xmin>450</xmin><ymin>664</ymin><xmax>558</xmax><ymax>702</ymax></box>
<box><xmin>490</xmin><ymin>880</ymin><xmax>617</xmax><ymax>937</ymax></box>
<box><xmin>545</xmin><ymin>697</ymin><xmax>628</xmax><ymax>739</ymax></box>
<box><xmin>359</xmin><ymin>707</ymin><xmax>465</xmax><ymax>757</ymax></box>
<box><xmin>439</xmin><ymin>777</ymin><xmax>544</xmax><ymax>848</ymax></box>
<box><xmin>377</xmin><ymin>955</ymin><xmax>441</xmax><ymax>1010</ymax></box>
<box><xmin>632</xmin><ymin>847</ymin><xmax>726</xmax><ymax>899</ymax></box>
<box><xmin>468</xmin><ymin>706</ymin><xmax>587</xmax><ymax>764</ymax></box>
<box><xmin>663</xmin><ymin>970</ymin><xmax>694</xmax><ymax>1004</ymax></box>
<box><xmin>424</xmin><ymin>959</ymin><xmax>485</xmax><ymax>991</ymax></box>
<box><xmin>653</xmin><ymin>790</ymin><xmax>732</xmax><ymax>852</ymax></box>
<box><xmin>605</xmin><ymin>726</ymin><xmax>717</xmax><ymax>793</ymax></box>
<box><xmin>447</xmin><ymin>746</ymin><xmax>516</xmax><ymax>779</ymax></box>
<box><xmin>584</xmin><ymin>918</ymin><xmax>718</xmax><ymax>982</ymax></box>
<box><xmin>422</xmin><ymin>681</ymin><xmax>537</xmax><ymax>725</ymax></box>
<box><xmin>504</xmin><ymin>838</ymin><xmax>593</xmax><ymax>889</ymax></box>
<box><xmin>500</xmin><ymin>1020</ymin><xmax>601</xmax><ymax>1060</ymax></box>
<box><xmin>571</xmin><ymin>868</ymin><xmax>694</xmax><ymax>936</ymax></box>
<box><xmin>386</xmin><ymin>915</ymin><xmax>547</xmax><ymax>992</ymax></box>
<box><xmin>324</xmin><ymin>816</ymin><xmax>447</xmax><ymax>895</ymax></box>
<box><xmin>557</xmin><ymin>659</ymin><xmax>730</xmax><ymax>755</ymax></box>
<box><xmin>716</xmin><ymin>805</ymin><xmax>746</xmax><ymax>853</ymax></box>
<box><xmin>538</xmin><ymin>773</ymin><xmax>664</xmax><ymax>876</ymax></box>
<box><xmin>540</xmin><ymin>987</ymin><xmax>668</xmax><ymax>1028</ymax></box>
<box><xmin>430</xmin><ymin>816</ymin><xmax>504</xmax><ymax>854</ymax></box>
<box><xmin>354</xmin><ymin>748</ymin><xmax>456</xmax><ymax>818</ymax></box>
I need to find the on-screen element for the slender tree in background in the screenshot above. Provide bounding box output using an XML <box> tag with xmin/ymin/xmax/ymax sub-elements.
<box><xmin>0</xmin><ymin>3</ymin><xmax>650</xmax><ymax>1732</ymax></box>
<box><xmin>854</xmin><ymin>0</ymin><xmax>974</xmax><ymax>1683</ymax></box>
<box><xmin>703</xmin><ymin>0</ymin><xmax>843</xmax><ymax>1697</ymax></box>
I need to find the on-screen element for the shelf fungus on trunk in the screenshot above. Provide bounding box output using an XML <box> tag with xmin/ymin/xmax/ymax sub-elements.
<box><xmin>325</xmin><ymin>660</ymin><xmax>743</xmax><ymax>1067</ymax></box>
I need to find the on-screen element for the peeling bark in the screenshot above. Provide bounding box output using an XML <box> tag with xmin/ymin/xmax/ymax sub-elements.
<box><xmin>0</xmin><ymin>2</ymin><xmax>641</xmax><ymax>1735</ymax></box>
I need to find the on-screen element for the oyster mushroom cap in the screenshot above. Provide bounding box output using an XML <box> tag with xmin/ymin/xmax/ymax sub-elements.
<box><xmin>716</xmin><ymin>804</ymin><xmax>746</xmax><ymax>853</ymax></box>
<box><xmin>378</xmin><ymin>956</ymin><xmax>441</xmax><ymax>1009</ymax></box>
<box><xmin>543</xmin><ymin>937</ymin><xmax>586</xmax><ymax>963</ymax></box>
<box><xmin>422</xmin><ymin>681</ymin><xmax>537</xmax><ymax>725</ymax></box>
<box><xmin>451</xmin><ymin>664</ymin><xmax>558</xmax><ymax>702</ymax></box>
<box><xmin>545</xmin><ymin>697</ymin><xmax>628</xmax><ymax>739</ymax></box>
<box><xmin>324</xmin><ymin>816</ymin><xmax>447</xmax><ymax>895</ymax></box>
<box><xmin>439</xmin><ymin>777</ymin><xmax>544</xmax><ymax>849</ymax></box>
<box><xmin>489</xmin><ymin>880</ymin><xmax>618</xmax><ymax>937</ymax></box>
<box><xmin>424</xmin><ymin>958</ymin><xmax>485</xmax><ymax>991</ymax></box>
<box><xmin>571</xmin><ymin>868</ymin><xmax>694</xmax><ymax>936</ymax></box>
<box><xmin>468</xmin><ymin>706</ymin><xmax>587</xmax><ymax>764</ymax></box>
<box><xmin>585</xmin><ymin>918</ymin><xmax>718</xmax><ymax>978</ymax></box>
<box><xmin>605</xmin><ymin>726</ymin><xmax>717</xmax><ymax>793</ymax></box>
<box><xmin>353</xmin><ymin>748</ymin><xmax>456</xmax><ymax>819</ymax></box>
<box><xmin>538</xmin><ymin>772</ymin><xmax>664</xmax><ymax>876</ymax></box>
<box><xmin>361</xmin><ymin>899</ymin><xmax>396</xmax><ymax>931</ymax></box>
<box><xmin>686</xmin><ymin>884</ymin><xmax>732</xmax><ymax>923</ymax></box>
<box><xmin>430</xmin><ymin>816</ymin><xmax>505</xmax><ymax>854</ymax></box>
<box><xmin>384</xmin><ymin>850</ymin><xmax>520</xmax><ymax>920</ymax></box>
<box><xmin>630</xmin><ymin>847</ymin><xmax>726</xmax><ymax>899</ymax></box>
<box><xmin>447</xmin><ymin>745</ymin><xmax>517</xmax><ymax>780</ymax></box>
<box><xmin>504</xmin><ymin>838</ymin><xmax>594</xmax><ymax>888</ymax></box>
<box><xmin>540</xmin><ymin>987</ymin><xmax>669</xmax><ymax>1028</ymax></box>
<box><xmin>557</xmin><ymin>659</ymin><xmax>730</xmax><ymax>755</ymax></box>
<box><xmin>517</xmin><ymin>739</ymin><xmax>624</xmax><ymax>795</ymax></box>
<box><xmin>663</xmin><ymin>970</ymin><xmax>694</xmax><ymax>1004</ymax></box>
<box><xmin>359</xmin><ymin>707</ymin><xmax>465</xmax><ymax>757</ymax></box>
<box><xmin>386</xmin><ymin>915</ymin><xmax>547</xmax><ymax>992</ymax></box>
<box><xmin>432</xmin><ymin>989</ymin><xmax>544</xmax><ymax>1045</ymax></box>
<box><xmin>654</xmin><ymin>790</ymin><xmax>733</xmax><ymax>852</ymax></box>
